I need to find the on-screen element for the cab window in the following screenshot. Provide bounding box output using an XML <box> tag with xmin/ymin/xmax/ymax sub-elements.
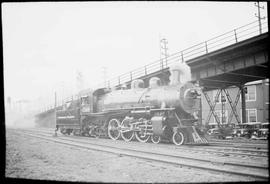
<box><xmin>81</xmin><ymin>97</ymin><xmax>89</xmax><ymax>105</ymax></box>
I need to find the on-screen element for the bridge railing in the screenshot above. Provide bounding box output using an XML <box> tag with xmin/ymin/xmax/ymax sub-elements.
<box><xmin>39</xmin><ymin>18</ymin><xmax>268</xmax><ymax>114</ymax></box>
<box><xmin>103</xmin><ymin>18</ymin><xmax>268</xmax><ymax>88</ymax></box>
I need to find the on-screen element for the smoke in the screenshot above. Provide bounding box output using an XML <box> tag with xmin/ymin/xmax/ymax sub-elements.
<box><xmin>169</xmin><ymin>62</ymin><xmax>191</xmax><ymax>85</ymax></box>
<box><xmin>179</xmin><ymin>62</ymin><xmax>192</xmax><ymax>83</ymax></box>
<box><xmin>5</xmin><ymin>111</ymin><xmax>35</xmax><ymax>128</ymax></box>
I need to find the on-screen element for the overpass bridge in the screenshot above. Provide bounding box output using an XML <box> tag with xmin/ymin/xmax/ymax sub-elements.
<box><xmin>36</xmin><ymin>19</ymin><xmax>268</xmax><ymax>127</ymax></box>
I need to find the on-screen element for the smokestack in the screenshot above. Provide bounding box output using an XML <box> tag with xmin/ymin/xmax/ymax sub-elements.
<box><xmin>169</xmin><ymin>62</ymin><xmax>191</xmax><ymax>85</ymax></box>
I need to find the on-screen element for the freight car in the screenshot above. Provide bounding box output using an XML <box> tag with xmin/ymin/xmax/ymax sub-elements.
<box><xmin>55</xmin><ymin>63</ymin><xmax>208</xmax><ymax>145</ymax></box>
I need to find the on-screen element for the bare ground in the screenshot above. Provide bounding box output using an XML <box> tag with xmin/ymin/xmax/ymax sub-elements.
<box><xmin>5</xmin><ymin>128</ymin><xmax>258</xmax><ymax>183</ymax></box>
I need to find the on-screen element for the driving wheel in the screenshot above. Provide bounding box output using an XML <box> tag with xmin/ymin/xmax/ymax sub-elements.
<box><xmin>121</xmin><ymin>118</ymin><xmax>134</xmax><ymax>142</ymax></box>
<box><xmin>108</xmin><ymin>119</ymin><xmax>121</xmax><ymax>140</ymax></box>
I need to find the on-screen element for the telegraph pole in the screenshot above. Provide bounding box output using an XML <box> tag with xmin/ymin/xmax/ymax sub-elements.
<box><xmin>54</xmin><ymin>92</ymin><xmax>57</xmax><ymax>127</ymax></box>
<box><xmin>255</xmin><ymin>1</ymin><xmax>265</xmax><ymax>34</ymax></box>
<box><xmin>54</xmin><ymin>91</ymin><xmax>58</xmax><ymax>136</ymax></box>
<box><xmin>102</xmin><ymin>67</ymin><xmax>107</xmax><ymax>88</ymax></box>
<box><xmin>7</xmin><ymin>96</ymin><xmax>11</xmax><ymax>111</ymax></box>
<box><xmin>76</xmin><ymin>70</ymin><xmax>84</xmax><ymax>92</ymax></box>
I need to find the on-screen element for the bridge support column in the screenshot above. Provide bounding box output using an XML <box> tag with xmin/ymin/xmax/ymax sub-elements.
<box><xmin>240</xmin><ymin>85</ymin><xmax>247</xmax><ymax>124</ymax></box>
<box><xmin>224</xmin><ymin>88</ymin><xmax>241</xmax><ymax>125</ymax></box>
<box><xmin>203</xmin><ymin>90</ymin><xmax>221</xmax><ymax>128</ymax></box>
<box><xmin>220</xmin><ymin>89</ymin><xmax>225</xmax><ymax>126</ymax></box>
<box><xmin>203</xmin><ymin>87</ymin><xmax>243</xmax><ymax>128</ymax></box>
<box><xmin>199</xmin><ymin>94</ymin><xmax>203</xmax><ymax>126</ymax></box>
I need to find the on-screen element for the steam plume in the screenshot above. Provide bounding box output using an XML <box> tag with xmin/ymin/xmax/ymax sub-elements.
<box><xmin>169</xmin><ymin>62</ymin><xmax>191</xmax><ymax>85</ymax></box>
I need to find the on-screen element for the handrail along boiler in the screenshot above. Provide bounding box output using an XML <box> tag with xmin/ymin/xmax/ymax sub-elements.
<box><xmin>56</xmin><ymin>63</ymin><xmax>208</xmax><ymax>145</ymax></box>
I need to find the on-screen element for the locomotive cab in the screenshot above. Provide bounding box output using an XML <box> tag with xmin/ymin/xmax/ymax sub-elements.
<box><xmin>80</xmin><ymin>95</ymin><xmax>92</xmax><ymax>113</ymax></box>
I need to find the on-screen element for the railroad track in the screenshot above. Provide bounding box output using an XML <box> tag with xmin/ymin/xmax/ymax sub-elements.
<box><xmin>10</xmin><ymin>128</ymin><xmax>269</xmax><ymax>180</ymax></box>
<box><xmin>14</xmin><ymin>128</ymin><xmax>268</xmax><ymax>159</ymax></box>
<box><xmin>37</xmin><ymin>127</ymin><xmax>265</xmax><ymax>146</ymax></box>
<box><xmin>22</xmin><ymin>128</ymin><xmax>268</xmax><ymax>156</ymax></box>
<box><xmin>209</xmin><ymin>138</ymin><xmax>268</xmax><ymax>144</ymax></box>
<box><xmin>187</xmin><ymin>145</ymin><xmax>268</xmax><ymax>156</ymax></box>
<box><xmin>22</xmin><ymin>128</ymin><xmax>268</xmax><ymax>159</ymax></box>
<box><xmin>209</xmin><ymin>141</ymin><xmax>268</xmax><ymax>150</ymax></box>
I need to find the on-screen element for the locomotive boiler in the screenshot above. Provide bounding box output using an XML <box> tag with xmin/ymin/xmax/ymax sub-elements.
<box><xmin>56</xmin><ymin>63</ymin><xmax>208</xmax><ymax>145</ymax></box>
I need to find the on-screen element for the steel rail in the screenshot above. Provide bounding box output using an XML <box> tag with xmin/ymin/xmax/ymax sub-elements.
<box><xmin>207</xmin><ymin>140</ymin><xmax>268</xmax><ymax>148</ymax></box>
<box><xmin>209</xmin><ymin>138</ymin><xmax>268</xmax><ymax>145</ymax></box>
<box><xmin>209</xmin><ymin>142</ymin><xmax>268</xmax><ymax>150</ymax></box>
<box><xmin>185</xmin><ymin>145</ymin><xmax>268</xmax><ymax>155</ymax></box>
<box><xmin>14</xmin><ymin>129</ymin><xmax>268</xmax><ymax>180</ymax></box>
<box><xmin>53</xmin><ymin>136</ymin><xmax>269</xmax><ymax>168</ymax></box>
<box><xmin>21</xmin><ymin>128</ymin><xmax>268</xmax><ymax>155</ymax></box>
<box><xmin>55</xmin><ymin>135</ymin><xmax>268</xmax><ymax>158</ymax></box>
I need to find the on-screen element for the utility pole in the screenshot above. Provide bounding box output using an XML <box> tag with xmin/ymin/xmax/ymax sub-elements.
<box><xmin>16</xmin><ymin>99</ymin><xmax>29</xmax><ymax>113</ymax></box>
<box><xmin>54</xmin><ymin>92</ymin><xmax>57</xmax><ymax>127</ymax></box>
<box><xmin>102</xmin><ymin>67</ymin><xmax>107</xmax><ymax>88</ymax></box>
<box><xmin>76</xmin><ymin>70</ymin><xmax>84</xmax><ymax>92</ymax></box>
<box><xmin>255</xmin><ymin>1</ymin><xmax>265</xmax><ymax>34</ymax></box>
<box><xmin>160</xmin><ymin>38</ymin><xmax>169</xmax><ymax>69</ymax></box>
<box><xmin>7</xmin><ymin>96</ymin><xmax>11</xmax><ymax>111</ymax></box>
<box><xmin>59</xmin><ymin>81</ymin><xmax>65</xmax><ymax>103</ymax></box>
<box><xmin>54</xmin><ymin>91</ymin><xmax>58</xmax><ymax>136</ymax></box>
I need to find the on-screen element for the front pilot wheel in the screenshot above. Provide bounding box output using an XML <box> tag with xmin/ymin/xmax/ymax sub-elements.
<box><xmin>172</xmin><ymin>131</ymin><xmax>185</xmax><ymax>146</ymax></box>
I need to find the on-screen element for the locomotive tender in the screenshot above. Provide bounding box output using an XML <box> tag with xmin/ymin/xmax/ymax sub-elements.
<box><xmin>56</xmin><ymin>63</ymin><xmax>208</xmax><ymax>145</ymax></box>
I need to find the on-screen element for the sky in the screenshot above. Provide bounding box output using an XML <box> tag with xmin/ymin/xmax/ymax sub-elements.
<box><xmin>2</xmin><ymin>1</ymin><xmax>268</xmax><ymax>112</ymax></box>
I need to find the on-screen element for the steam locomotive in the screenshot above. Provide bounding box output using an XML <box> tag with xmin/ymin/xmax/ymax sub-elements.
<box><xmin>55</xmin><ymin>64</ymin><xmax>208</xmax><ymax>145</ymax></box>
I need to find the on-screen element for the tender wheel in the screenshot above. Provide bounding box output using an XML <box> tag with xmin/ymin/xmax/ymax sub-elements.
<box><xmin>172</xmin><ymin>131</ymin><xmax>185</xmax><ymax>146</ymax></box>
<box><xmin>151</xmin><ymin>135</ymin><xmax>161</xmax><ymax>144</ymax></box>
<box><xmin>108</xmin><ymin>119</ymin><xmax>121</xmax><ymax>140</ymax></box>
<box><xmin>135</xmin><ymin>120</ymin><xmax>150</xmax><ymax>143</ymax></box>
<box><xmin>121</xmin><ymin>118</ymin><xmax>134</xmax><ymax>142</ymax></box>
